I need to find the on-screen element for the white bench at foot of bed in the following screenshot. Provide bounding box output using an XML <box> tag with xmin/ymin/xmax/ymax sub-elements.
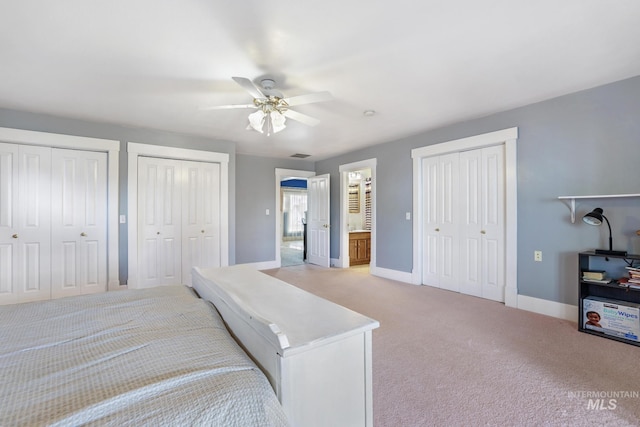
<box><xmin>192</xmin><ymin>265</ymin><xmax>380</xmax><ymax>427</ymax></box>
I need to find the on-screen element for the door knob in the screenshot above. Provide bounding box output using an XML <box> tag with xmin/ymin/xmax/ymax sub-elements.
<box><xmin>201</xmin><ymin>230</ymin><xmax>205</xmax><ymax>233</ymax></box>
<box><xmin>81</xmin><ymin>232</ymin><xmax>87</xmax><ymax>237</ymax></box>
<box><xmin>157</xmin><ymin>232</ymin><xmax>160</xmax><ymax>235</ymax></box>
<box><xmin>12</xmin><ymin>234</ymin><xmax>18</xmax><ymax>239</ymax></box>
<box><xmin>480</xmin><ymin>230</ymin><xmax>486</xmax><ymax>234</ymax></box>
<box><xmin>435</xmin><ymin>228</ymin><xmax>440</xmax><ymax>232</ymax></box>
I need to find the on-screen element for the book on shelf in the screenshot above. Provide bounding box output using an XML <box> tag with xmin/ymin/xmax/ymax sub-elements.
<box><xmin>583</xmin><ymin>278</ymin><xmax>612</xmax><ymax>284</ymax></box>
<box><xmin>582</xmin><ymin>270</ymin><xmax>607</xmax><ymax>280</ymax></box>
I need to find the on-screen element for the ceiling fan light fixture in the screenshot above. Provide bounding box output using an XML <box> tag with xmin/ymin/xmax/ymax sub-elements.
<box><xmin>270</xmin><ymin>111</ymin><xmax>287</xmax><ymax>133</ymax></box>
<box><xmin>247</xmin><ymin>110</ymin><xmax>266</xmax><ymax>133</ymax></box>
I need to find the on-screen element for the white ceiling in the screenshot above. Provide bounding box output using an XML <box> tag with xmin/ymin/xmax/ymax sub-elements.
<box><xmin>1</xmin><ymin>1</ymin><xmax>640</xmax><ymax>160</ymax></box>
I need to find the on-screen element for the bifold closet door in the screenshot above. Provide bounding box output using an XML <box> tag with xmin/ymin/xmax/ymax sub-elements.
<box><xmin>138</xmin><ymin>157</ymin><xmax>222</xmax><ymax>288</ymax></box>
<box><xmin>138</xmin><ymin>157</ymin><xmax>182</xmax><ymax>288</ymax></box>
<box><xmin>421</xmin><ymin>153</ymin><xmax>459</xmax><ymax>292</ymax></box>
<box><xmin>51</xmin><ymin>148</ymin><xmax>108</xmax><ymax>298</ymax></box>
<box><xmin>0</xmin><ymin>143</ymin><xmax>51</xmax><ymax>305</ymax></box>
<box><xmin>459</xmin><ymin>145</ymin><xmax>505</xmax><ymax>301</ymax></box>
<box><xmin>181</xmin><ymin>160</ymin><xmax>221</xmax><ymax>286</ymax></box>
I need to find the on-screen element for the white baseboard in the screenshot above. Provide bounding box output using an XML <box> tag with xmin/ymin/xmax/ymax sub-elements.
<box><xmin>241</xmin><ymin>260</ymin><xmax>280</xmax><ymax>270</ymax></box>
<box><xmin>370</xmin><ymin>266</ymin><xmax>415</xmax><ymax>284</ymax></box>
<box><xmin>516</xmin><ymin>294</ymin><xmax>578</xmax><ymax>322</ymax></box>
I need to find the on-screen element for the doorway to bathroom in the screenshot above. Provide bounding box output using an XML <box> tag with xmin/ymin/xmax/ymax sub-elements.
<box><xmin>339</xmin><ymin>158</ymin><xmax>376</xmax><ymax>270</ymax></box>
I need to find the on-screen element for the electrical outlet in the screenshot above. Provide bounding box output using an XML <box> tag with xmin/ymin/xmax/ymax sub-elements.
<box><xmin>534</xmin><ymin>250</ymin><xmax>542</xmax><ymax>262</ymax></box>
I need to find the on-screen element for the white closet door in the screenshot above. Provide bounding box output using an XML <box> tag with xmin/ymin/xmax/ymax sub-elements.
<box><xmin>138</xmin><ymin>157</ymin><xmax>182</xmax><ymax>288</ymax></box>
<box><xmin>480</xmin><ymin>145</ymin><xmax>505</xmax><ymax>301</ymax></box>
<box><xmin>182</xmin><ymin>160</ymin><xmax>221</xmax><ymax>285</ymax></box>
<box><xmin>459</xmin><ymin>146</ymin><xmax>505</xmax><ymax>301</ymax></box>
<box><xmin>422</xmin><ymin>153</ymin><xmax>459</xmax><ymax>291</ymax></box>
<box><xmin>0</xmin><ymin>143</ymin><xmax>51</xmax><ymax>304</ymax></box>
<box><xmin>51</xmin><ymin>149</ymin><xmax>108</xmax><ymax>298</ymax></box>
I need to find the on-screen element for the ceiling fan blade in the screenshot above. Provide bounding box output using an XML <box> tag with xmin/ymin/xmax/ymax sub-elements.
<box><xmin>232</xmin><ymin>76</ymin><xmax>265</xmax><ymax>99</ymax></box>
<box><xmin>283</xmin><ymin>109</ymin><xmax>321</xmax><ymax>127</ymax></box>
<box><xmin>200</xmin><ymin>104</ymin><xmax>256</xmax><ymax>111</ymax></box>
<box><xmin>284</xmin><ymin>91</ymin><xmax>333</xmax><ymax>107</ymax></box>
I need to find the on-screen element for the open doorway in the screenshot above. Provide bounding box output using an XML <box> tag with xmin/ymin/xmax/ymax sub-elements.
<box><xmin>280</xmin><ymin>178</ymin><xmax>307</xmax><ymax>267</ymax></box>
<box><xmin>275</xmin><ymin>169</ymin><xmax>316</xmax><ymax>268</ymax></box>
<box><xmin>339</xmin><ymin>159</ymin><xmax>376</xmax><ymax>270</ymax></box>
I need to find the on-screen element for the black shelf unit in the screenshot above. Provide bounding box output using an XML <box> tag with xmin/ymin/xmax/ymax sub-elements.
<box><xmin>578</xmin><ymin>251</ymin><xmax>640</xmax><ymax>346</ymax></box>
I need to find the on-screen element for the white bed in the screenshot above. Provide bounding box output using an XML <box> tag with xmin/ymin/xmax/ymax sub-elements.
<box><xmin>1</xmin><ymin>265</ymin><xmax>379</xmax><ymax>427</ymax></box>
<box><xmin>0</xmin><ymin>284</ymin><xmax>289</xmax><ymax>426</ymax></box>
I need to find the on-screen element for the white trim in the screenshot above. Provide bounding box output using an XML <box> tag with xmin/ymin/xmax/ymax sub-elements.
<box><xmin>411</xmin><ymin>127</ymin><xmax>518</xmax><ymax>306</ymax></box>
<box><xmin>339</xmin><ymin>158</ymin><xmax>377</xmax><ymax>269</ymax></box>
<box><xmin>241</xmin><ymin>260</ymin><xmax>280</xmax><ymax>271</ymax></box>
<box><xmin>370</xmin><ymin>265</ymin><xmax>414</xmax><ymax>284</ymax></box>
<box><xmin>127</xmin><ymin>142</ymin><xmax>229</xmax><ymax>288</ymax></box>
<box><xmin>517</xmin><ymin>295</ymin><xmax>577</xmax><ymax>322</ymax></box>
<box><xmin>0</xmin><ymin>126</ymin><xmax>121</xmax><ymax>290</ymax></box>
<box><xmin>275</xmin><ymin>169</ymin><xmax>316</xmax><ymax>268</ymax></box>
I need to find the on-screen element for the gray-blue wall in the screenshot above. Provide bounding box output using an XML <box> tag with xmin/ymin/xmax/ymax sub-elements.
<box><xmin>315</xmin><ymin>75</ymin><xmax>640</xmax><ymax>305</ymax></box>
<box><xmin>235</xmin><ymin>154</ymin><xmax>314</xmax><ymax>264</ymax></box>
<box><xmin>1</xmin><ymin>75</ymin><xmax>639</xmax><ymax>306</ymax></box>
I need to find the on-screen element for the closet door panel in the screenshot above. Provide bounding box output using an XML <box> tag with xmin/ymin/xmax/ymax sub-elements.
<box><xmin>138</xmin><ymin>157</ymin><xmax>181</xmax><ymax>288</ymax></box>
<box><xmin>182</xmin><ymin>161</ymin><xmax>221</xmax><ymax>285</ymax></box>
<box><xmin>17</xmin><ymin>145</ymin><xmax>51</xmax><ymax>303</ymax></box>
<box><xmin>480</xmin><ymin>145</ymin><xmax>505</xmax><ymax>301</ymax></box>
<box><xmin>51</xmin><ymin>149</ymin><xmax>107</xmax><ymax>298</ymax></box>
<box><xmin>436</xmin><ymin>153</ymin><xmax>459</xmax><ymax>292</ymax></box>
<box><xmin>422</xmin><ymin>157</ymin><xmax>440</xmax><ymax>286</ymax></box>
<box><xmin>0</xmin><ymin>143</ymin><xmax>18</xmax><ymax>302</ymax></box>
<box><xmin>459</xmin><ymin>150</ymin><xmax>483</xmax><ymax>297</ymax></box>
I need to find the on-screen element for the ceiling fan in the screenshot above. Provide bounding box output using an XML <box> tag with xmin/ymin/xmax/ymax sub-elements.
<box><xmin>202</xmin><ymin>77</ymin><xmax>333</xmax><ymax>135</ymax></box>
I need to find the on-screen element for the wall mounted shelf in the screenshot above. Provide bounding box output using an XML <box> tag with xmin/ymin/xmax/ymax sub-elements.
<box><xmin>558</xmin><ymin>194</ymin><xmax>640</xmax><ymax>223</ymax></box>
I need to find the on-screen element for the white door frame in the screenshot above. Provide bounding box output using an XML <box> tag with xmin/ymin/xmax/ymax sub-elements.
<box><xmin>411</xmin><ymin>127</ymin><xmax>518</xmax><ymax>307</ymax></box>
<box><xmin>127</xmin><ymin>142</ymin><xmax>229</xmax><ymax>288</ymax></box>
<box><xmin>338</xmin><ymin>158</ymin><xmax>377</xmax><ymax>269</ymax></box>
<box><xmin>274</xmin><ymin>169</ymin><xmax>316</xmax><ymax>268</ymax></box>
<box><xmin>0</xmin><ymin>126</ymin><xmax>120</xmax><ymax>290</ymax></box>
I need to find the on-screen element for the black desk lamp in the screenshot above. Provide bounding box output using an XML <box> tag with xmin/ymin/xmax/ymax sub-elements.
<box><xmin>582</xmin><ymin>208</ymin><xmax>627</xmax><ymax>256</ymax></box>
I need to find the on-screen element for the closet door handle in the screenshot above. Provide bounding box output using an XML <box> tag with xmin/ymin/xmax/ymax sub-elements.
<box><xmin>435</xmin><ymin>228</ymin><xmax>440</xmax><ymax>232</ymax></box>
<box><xmin>480</xmin><ymin>230</ymin><xmax>486</xmax><ymax>234</ymax></box>
<box><xmin>80</xmin><ymin>232</ymin><xmax>87</xmax><ymax>237</ymax></box>
<box><xmin>201</xmin><ymin>229</ymin><xmax>205</xmax><ymax>233</ymax></box>
<box><xmin>12</xmin><ymin>234</ymin><xmax>18</xmax><ymax>239</ymax></box>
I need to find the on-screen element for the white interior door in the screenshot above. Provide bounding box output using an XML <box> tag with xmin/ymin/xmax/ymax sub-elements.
<box><xmin>0</xmin><ymin>143</ymin><xmax>51</xmax><ymax>304</ymax></box>
<box><xmin>138</xmin><ymin>157</ymin><xmax>182</xmax><ymax>288</ymax></box>
<box><xmin>422</xmin><ymin>153</ymin><xmax>459</xmax><ymax>291</ymax></box>
<box><xmin>307</xmin><ymin>174</ymin><xmax>330</xmax><ymax>267</ymax></box>
<box><xmin>51</xmin><ymin>149</ymin><xmax>108</xmax><ymax>298</ymax></box>
<box><xmin>459</xmin><ymin>146</ymin><xmax>505</xmax><ymax>301</ymax></box>
<box><xmin>182</xmin><ymin>160</ymin><xmax>221</xmax><ymax>285</ymax></box>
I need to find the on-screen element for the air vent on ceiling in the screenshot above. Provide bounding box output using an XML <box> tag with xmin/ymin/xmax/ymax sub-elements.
<box><xmin>290</xmin><ymin>153</ymin><xmax>311</xmax><ymax>158</ymax></box>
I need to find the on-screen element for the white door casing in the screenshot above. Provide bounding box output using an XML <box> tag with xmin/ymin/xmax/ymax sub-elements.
<box><xmin>127</xmin><ymin>142</ymin><xmax>229</xmax><ymax>289</ymax></box>
<box><xmin>412</xmin><ymin>127</ymin><xmax>518</xmax><ymax>307</ymax></box>
<box><xmin>51</xmin><ymin>148</ymin><xmax>108</xmax><ymax>298</ymax></box>
<box><xmin>0</xmin><ymin>127</ymin><xmax>120</xmax><ymax>300</ymax></box>
<box><xmin>307</xmin><ymin>173</ymin><xmax>330</xmax><ymax>268</ymax></box>
<box><xmin>274</xmin><ymin>169</ymin><xmax>316</xmax><ymax>269</ymax></box>
<box><xmin>338</xmin><ymin>158</ymin><xmax>377</xmax><ymax>270</ymax></box>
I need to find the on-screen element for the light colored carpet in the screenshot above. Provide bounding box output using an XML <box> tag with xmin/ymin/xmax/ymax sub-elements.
<box><xmin>264</xmin><ymin>264</ymin><xmax>640</xmax><ymax>427</ymax></box>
